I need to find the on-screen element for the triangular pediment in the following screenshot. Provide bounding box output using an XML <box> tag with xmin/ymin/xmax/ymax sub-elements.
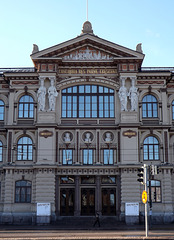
<box><xmin>31</xmin><ymin>33</ymin><xmax>144</xmax><ymax>64</ymax></box>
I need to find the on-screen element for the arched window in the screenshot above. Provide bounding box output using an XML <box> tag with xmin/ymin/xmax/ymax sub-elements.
<box><xmin>143</xmin><ymin>136</ymin><xmax>159</xmax><ymax>161</ymax></box>
<box><xmin>61</xmin><ymin>85</ymin><xmax>114</xmax><ymax>118</ymax></box>
<box><xmin>142</xmin><ymin>95</ymin><xmax>158</xmax><ymax>118</ymax></box>
<box><xmin>18</xmin><ymin>95</ymin><xmax>34</xmax><ymax>118</ymax></box>
<box><xmin>17</xmin><ymin>136</ymin><xmax>33</xmax><ymax>161</ymax></box>
<box><xmin>172</xmin><ymin>100</ymin><xmax>174</xmax><ymax>120</ymax></box>
<box><xmin>15</xmin><ymin>180</ymin><xmax>31</xmax><ymax>203</ymax></box>
<box><xmin>0</xmin><ymin>100</ymin><xmax>4</xmax><ymax>120</ymax></box>
<box><xmin>147</xmin><ymin>180</ymin><xmax>161</xmax><ymax>203</ymax></box>
<box><xmin>0</xmin><ymin>141</ymin><xmax>2</xmax><ymax>162</ymax></box>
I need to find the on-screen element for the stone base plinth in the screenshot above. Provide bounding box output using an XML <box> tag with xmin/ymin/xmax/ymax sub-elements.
<box><xmin>121</xmin><ymin>111</ymin><xmax>138</xmax><ymax>123</ymax></box>
<box><xmin>38</xmin><ymin>111</ymin><xmax>56</xmax><ymax>123</ymax></box>
<box><xmin>125</xmin><ymin>216</ymin><xmax>139</xmax><ymax>225</ymax></box>
<box><xmin>36</xmin><ymin>216</ymin><xmax>50</xmax><ymax>225</ymax></box>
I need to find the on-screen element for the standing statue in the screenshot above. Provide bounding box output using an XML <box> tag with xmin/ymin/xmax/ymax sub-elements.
<box><xmin>48</xmin><ymin>79</ymin><xmax>58</xmax><ymax>111</ymax></box>
<box><xmin>128</xmin><ymin>78</ymin><xmax>139</xmax><ymax>111</ymax></box>
<box><xmin>37</xmin><ymin>78</ymin><xmax>46</xmax><ymax>111</ymax></box>
<box><xmin>118</xmin><ymin>78</ymin><xmax>128</xmax><ymax>111</ymax></box>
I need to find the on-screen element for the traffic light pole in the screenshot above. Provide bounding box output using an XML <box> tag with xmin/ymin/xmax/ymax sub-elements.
<box><xmin>144</xmin><ymin>164</ymin><xmax>148</xmax><ymax>238</ymax></box>
<box><xmin>149</xmin><ymin>166</ymin><xmax>152</xmax><ymax>229</ymax></box>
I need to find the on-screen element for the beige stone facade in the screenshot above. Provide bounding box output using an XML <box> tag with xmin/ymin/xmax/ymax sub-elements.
<box><xmin>0</xmin><ymin>22</ymin><xmax>174</xmax><ymax>225</ymax></box>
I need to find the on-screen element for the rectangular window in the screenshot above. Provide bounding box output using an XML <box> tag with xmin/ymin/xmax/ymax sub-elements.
<box><xmin>81</xmin><ymin>176</ymin><xmax>95</xmax><ymax>184</ymax></box>
<box><xmin>103</xmin><ymin>149</ymin><xmax>114</xmax><ymax>165</ymax></box>
<box><xmin>101</xmin><ymin>176</ymin><xmax>116</xmax><ymax>184</ymax></box>
<box><xmin>0</xmin><ymin>106</ymin><xmax>4</xmax><ymax>120</ymax></box>
<box><xmin>147</xmin><ymin>180</ymin><xmax>161</xmax><ymax>203</ymax></box>
<box><xmin>62</xmin><ymin>149</ymin><xmax>73</xmax><ymax>165</ymax></box>
<box><xmin>15</xmin><ymin>181</ymin><xmax>31</xmax><ymax>203</ymax></box>
<box><xmin>60</xmin><ymin>176</ymin><xmax>75</xmax><ymax>184</ymax></box>
<box><xmin>83</xmin><ymin>149</ymin><xmax>93</xmax><ymax>165</ymax></box>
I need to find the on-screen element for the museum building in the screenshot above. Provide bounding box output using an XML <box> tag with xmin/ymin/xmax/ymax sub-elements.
<box><xmin>0</xmin><ymin>21</ymin><xmax>174</xmax><ymax>225</ymax></box>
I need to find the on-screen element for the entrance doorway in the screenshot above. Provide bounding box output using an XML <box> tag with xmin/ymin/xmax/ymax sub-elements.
<box><xmin>81</xmin><ymin>188</ymin><xmax>95</xmax><ymax>215</ymax></box>
<box><xmin>60</xmin><ymin>188</ymin><xmax>74</xmax><ymax>216</ymax></box>
<box><xmin>102</xmin><ymin>188</ymin><xmax>116</xmax><ymax>215</ymax></box>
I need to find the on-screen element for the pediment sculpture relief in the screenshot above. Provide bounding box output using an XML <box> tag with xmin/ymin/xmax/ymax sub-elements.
<box><xmin>63</xmin><ymin>47</ymin><xmax>113</xmax><ymax>61</ymax></box>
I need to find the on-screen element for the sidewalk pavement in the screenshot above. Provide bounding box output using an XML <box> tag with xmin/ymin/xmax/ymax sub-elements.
<box><xmin>0</xmin><ymin>222</ymin><xmax>173</xmax><ymax>240</ymax></box>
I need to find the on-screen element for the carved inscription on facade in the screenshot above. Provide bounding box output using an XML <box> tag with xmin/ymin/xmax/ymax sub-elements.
<box><xmin>123</xmin><ymin>130</ymin><xmax>137</xmax><ymax>138</ymax></box>
<box><xmin>58</xmin><ymin>68</ymin><xmax>117</xmax><ymax>75</ymax></box>
<box><xmin>39</xmin><ymin>130</ymin><xmax>53</xmax><ymax>138</ymax></box>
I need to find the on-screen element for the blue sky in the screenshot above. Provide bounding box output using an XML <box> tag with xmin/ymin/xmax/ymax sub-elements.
<box><xmin>0</xmin><ymin>0</ymin><xmax>174</xmax><ymax>68</ymax></box>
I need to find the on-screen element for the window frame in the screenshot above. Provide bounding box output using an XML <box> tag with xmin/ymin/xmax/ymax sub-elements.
<box><xmin>0</xmin><ymin>141</ymin><xmax>2</xmax><ymax>162</ymax></box>
<box><xmin>103</xmin><ymin>149</ymin><xmax>114</xmax><ymax>165</ymax></box>
<box><xmin>0</xmin><ymin>100</ymin><xmax>5</xmax><ymax>121</ymax></box>
<box><xmin>83</xmin><ymin>149</ymin><xmax>94</xmax><ymax>165</ymax></box>
<box><xmin>172</xmin><ymin>100</ymin><xmax>174</xmax><ymax>120</ymax></box>
<box><xmin>143</xmin><ymin>136</ymin><xmax>159</xmax><ymax>161</ymax></box>
<box><xmin>15</xmin><ymin>180</ymin><xmax>32</xmax><ymax>203</ymax></box>
<box><xmin>18</xmin><ymin>95</ymin><xmax>34</xmax><ymax>119</ymax></box>
<box><xmin>61</xmin><ymin>85</ymin><xmax>115</xmax><ymax>118</ymax></box>
<box><xmin>62</xmin><ymin>149</ymin><xmax>73</xmax><ymax>165</ymax></box>
<box><xmin>17</xmin><ymin>136</ymin><xmax>33</xmax><ymax>161</ymax></box>
<box><xmin>147</xmin><ymin>180</ymin><xmax>161</xmax><ymax>203</ymax></box>
<box><xmin>142</xmin><ymin>94</ymin><xmax>158</xmax><ymax>118</ymax></box>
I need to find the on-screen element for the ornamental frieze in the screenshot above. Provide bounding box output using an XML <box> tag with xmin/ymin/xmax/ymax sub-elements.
<box><xmin>137</xmin><ymin>80</ymin><xmax>164</xmax><ymax>85</ymax></box>
<box><xmin>56</xmin><ymin>168</ymin><xmax>119</xmax><ymax>175</ymax></box>
<box><xmin>12</xmin><ymin>81</ymin><xmax>38</xmax><ymax>85</ymax></box>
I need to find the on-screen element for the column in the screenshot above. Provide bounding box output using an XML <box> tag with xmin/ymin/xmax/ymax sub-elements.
<box><xmin>96</xmin><ymin>176</ymin><xmax>101</xmax><ymax>214</ymax></box>
<box><xmin>74</xmin><ymin>175</ymin><xmax>80</xmax><ymax>216</ymax></box>
<box><xmin>2</xmin><ymin>169</ymin><xmax>13</xmax><ymax>223</ymax></box>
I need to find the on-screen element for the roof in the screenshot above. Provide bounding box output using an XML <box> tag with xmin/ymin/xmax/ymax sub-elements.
<box><xmin>0</xmin><ymin>68</ymin><xmax>36</xmax><ymax>74</ymax></box>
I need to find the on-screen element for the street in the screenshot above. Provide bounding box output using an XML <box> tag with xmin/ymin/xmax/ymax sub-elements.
<box><xmin>0</xmin><ymin>228</ymin><xmax>174</xmax><ymax>240</ymax></box>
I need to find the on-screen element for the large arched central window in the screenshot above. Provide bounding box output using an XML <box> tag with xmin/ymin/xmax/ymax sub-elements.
<box><xmin>62</xmin><ymin>85</ymin><xmax>114</xmax><ymax>118</ymax></box>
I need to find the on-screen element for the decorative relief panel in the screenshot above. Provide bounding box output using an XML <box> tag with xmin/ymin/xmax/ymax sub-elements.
<box><xmin>63</xmin><ymin>47</ymin><xmax>114</xmax><ymax>61</ymax></box>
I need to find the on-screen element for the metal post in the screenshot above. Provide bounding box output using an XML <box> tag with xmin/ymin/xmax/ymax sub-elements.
<box><xmin>144</xmin><ymin>164</ymin><xmax>148</xmax><ymax>237</ymax></box>
<box><xmin>149</xmin><ymin>166</ymin><xmax>152</xmax><ymax>229</ymax></box>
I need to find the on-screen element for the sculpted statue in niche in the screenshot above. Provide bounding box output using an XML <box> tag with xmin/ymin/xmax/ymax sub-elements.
<box><xmin>64</xmin><ymin>132</ymin><xmax>71</xmax><ymax>143</ymax></box>
<box><xmin>118</xmin><ymin>78</ymin><xmax>128</xmax><ymax>111</ymax></box>
<box><xmin>128</xmin><ymin>78</ymin><xmax>139</xmax><ymax>111</ymax></box>
<box><xmin>48</xmin><ymin>79</ymin><xmax>58</xmax><ymax>111</ymax></box>
<box><xmin>37</xmin><ymin>78</ymin><xmax>46</xmax><ymax>111</ymax></box>
<box><xmin>105</xmin><ymin>132</ymin><xmax>112</xmax><ymax>143</ymax></box>
<box><xmin>84</xmin><ymin>132</ymin><xmax>92</xmax><ymax>143</ymax></box>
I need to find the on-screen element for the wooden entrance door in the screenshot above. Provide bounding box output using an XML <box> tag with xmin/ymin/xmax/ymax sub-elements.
<box><xmin>102</xmin><ymin>188</ymin><xmax>116</xmax><ymax>215</ymax></box>
<box><xmin>60</xmin><ymin>188</ymin><xmax>74</xmax><ymax>216</ymax></box>
<box><xmin>81</xmin><ymin>188</ymin><xmax>95</xmax><ymax>215</ymax></box>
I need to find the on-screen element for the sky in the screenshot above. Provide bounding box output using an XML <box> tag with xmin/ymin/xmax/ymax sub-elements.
<box><xmin>0</xmin><ymin>0</ymin><xmax>174</xmax><ymax>68</ymax></box>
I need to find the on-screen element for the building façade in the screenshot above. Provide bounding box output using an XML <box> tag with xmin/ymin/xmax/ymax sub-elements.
<box><xmin>0</xmin><ymin>21</ymin><xmax>174</xmax><ymax>225</ymax></box>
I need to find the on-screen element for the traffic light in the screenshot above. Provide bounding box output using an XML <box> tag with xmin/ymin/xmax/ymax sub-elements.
<box><xmin>150</xmin><ymin>165</ymin><xmax>155</xmax><ymax>175</ymax></box>
<box><xmin>153</xmin><ymin>192</ymin><xmax>156</xmax><ymax>201</ymax></box>
<box><xmin>137</xmin><ymin>167</ymin><xmax>144</xmax><ymax>184</ymax></box>
<box><xmin>155</xmin><ymin>166</ymin><xmax>160</xmax><ymax>174</ymax></box>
